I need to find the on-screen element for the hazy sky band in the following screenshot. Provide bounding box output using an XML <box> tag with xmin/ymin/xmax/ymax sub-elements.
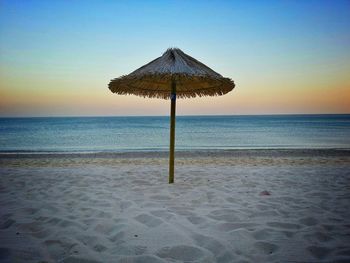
<box><xmin>0</xmin><ymin>0</ymin><xmax>349</xmax><ymax>116</ymax></box>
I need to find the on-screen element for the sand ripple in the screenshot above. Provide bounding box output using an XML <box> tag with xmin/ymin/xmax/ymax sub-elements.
<box><xmin>0</xmin><ymin>150</ymin><xmax>349</xmax><ymax>262</ymax></box>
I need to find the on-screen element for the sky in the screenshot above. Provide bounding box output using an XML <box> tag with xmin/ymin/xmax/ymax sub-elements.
<box><xmin>0</xmin><ymin>0</ymin><xmax>349</xmax><ymax>117</ymax></box>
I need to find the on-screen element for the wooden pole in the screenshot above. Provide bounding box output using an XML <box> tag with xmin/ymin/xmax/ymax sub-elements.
<box><xmin>169</xmin><ymin>80</ymin><xmax>176</xmax><ymax>184</ymax></box>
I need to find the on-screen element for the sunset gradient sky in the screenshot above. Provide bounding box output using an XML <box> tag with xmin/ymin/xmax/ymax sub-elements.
<box><xmin>1</xmin><ymin>0</ymin><xmax>349</xmax><ymax>117</ymax></box>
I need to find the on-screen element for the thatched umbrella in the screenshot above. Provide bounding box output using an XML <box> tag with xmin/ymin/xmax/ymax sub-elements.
<box><xmin>108</xmin><ymin>48</ymin><xmax>235</xmax><ymax>183</ymax></box>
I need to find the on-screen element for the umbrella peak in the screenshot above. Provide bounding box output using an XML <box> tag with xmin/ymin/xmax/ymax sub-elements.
<box><xmin>109</xmin><ymin>48</ymin><xmax>235</xmax><ymax>99</ymax></box>
<box><xmin>129</xmin><ymin>48</ymin><xmax>223</xmax><ymax>77</ymax></box>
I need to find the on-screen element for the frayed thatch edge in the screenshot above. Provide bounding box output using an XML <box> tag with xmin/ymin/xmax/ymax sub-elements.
<box><xmin>108</xmin><ymin>73</ymin><xmax>235</xmax><ymax>99</ymax></box>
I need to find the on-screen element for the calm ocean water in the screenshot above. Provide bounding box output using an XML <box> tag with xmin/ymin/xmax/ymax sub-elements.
<box><xmin>0</xmin><ymin>115</ymin><xmax>349</xmax><ymax>153</ymax></box>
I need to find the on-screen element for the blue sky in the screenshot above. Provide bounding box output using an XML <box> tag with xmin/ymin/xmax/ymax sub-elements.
<box><xmin>1</xmin><ymin>0</ymin><xmax>349</xmax><ymax>116</ymax></box>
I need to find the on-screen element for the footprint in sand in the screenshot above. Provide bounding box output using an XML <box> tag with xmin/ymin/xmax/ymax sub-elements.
<box><xmin>150</xmin><ymin>210</ymin><xmax>175</xmax><ymax>220</ymax></box>
<box><xmin>252</xmin><ymin>228</ymin><xmax>272</xmax><ymax>240</ymax></box>
<box><xmin>117</xmin><ymin>255</ymin><xmax>166</xmax><ymax>263</ymax></box>
<box><xmin>44</xmin><ymin>239</ymin><xmax>75</xmax><ymax>260</ymax></box>
<box><xmin>120</xmin><ymin>201</ymin><xmax>133</xmax><ymax>211</ymax></box>
<box><xmin>216</xmin><ymin>222</ymin><xmax>258</xmax><ymax>232</ymax></box>
<box><xmin>253</xmin><ymin>241</ymin><xmax>279</xmax><ymax>255</ymax></box>
<box><xmin>18</xmin><ymin>221</ymin><xmax>44</xmax><ymax>233</ymax></box>
<box><xmin>110</xmin><ymin>245</ymin><xmax>146</xmax><ymax>256</ymax></box>
<box><xmin>0</xmin><ymin>219</ymin><xmax>15</xmax><ymax>229</ymax></box>
<box><xmin>109</xmin><ymin>231</ymin><xmax>125</xmax><ymax>245</ymax></box>
<box><xmin>311</xmin><ymin>231</ymin><xmax>333</xmax><ymax>242</ymax></box>
<box><xmin>156</xmin><ymin>245</ymin><xmax>212</xmax><ymax>262</ymax></box>
<box><xmin>94</xmin><ymin>222</ymin><xmax>116</xmax><ymax>235</ymax></box>
<box><xmin>253</xmin><ymin>227</ymin><xmax>295</xmax><ymax>241</ymax></box>
<box><xmin>298</xmin><ymin>216</ymin><xmax>318</xmax><ymax>226</ymax></box>
<box><xmin>30</xmin><ymin>228</ymin><xmax>52</xmax><ymax>239</ymax></box>
<box><xmin>20</xmin><ymin>207</ymin><xmax>40</xmax><ymax>215</ymax></box>
<box><xmin>192</xmin><ymin>233</ymin><xmax>235</xmax><ymax>261</ymax></box>
<box><xmin>58</xmin><ymin>219</ymin><xmax>87</xmax><ymax>230</ymax></box>
<box><xmin>307</xmin><ymin>245</ymin><xmax>332</xmax><ymax>260</ymax></box>
<box><xmin>187</xmin><ymin>215</ymin><xmax>206</xmax><ymax>225</ymax></box>
<box><xmin>75</xmin><ymin>234</ymin><xmax>98</xmax><ymax>247</ymax></box>
<box><xmin>266</xmin><ymin>221</ymin><xmax>302</xmax><ymax>230</ymax></box>
<box><xmin>93</xmin><ymin>243</ymin><xmax>107</xmax><ymax>253</ymax></box>
<box><xmin>61</xmin><ymin>255</ymin><xmax>102</xmax><ymax>263</ymax></box>
<box><xmin>207</xmin><ymin>209</ymin><xmax>240</xmax><ymax>222</ymax></box>
<box><xmin>134</xmin><ymin>214</ymin><xmax>163</xmax><ymax>228</ymax></box>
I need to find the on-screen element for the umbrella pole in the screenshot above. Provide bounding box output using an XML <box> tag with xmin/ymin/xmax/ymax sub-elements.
<box><xmin>169</xmin><ymin>80</ymin><xmax>176</xmax><ymax>184</ymax></box>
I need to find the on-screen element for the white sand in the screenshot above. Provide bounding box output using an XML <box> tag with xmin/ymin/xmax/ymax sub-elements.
<box><xmin>0</xmin><ymin>150</ymin><xmax>349</xmax><ymax>262</ymax></box>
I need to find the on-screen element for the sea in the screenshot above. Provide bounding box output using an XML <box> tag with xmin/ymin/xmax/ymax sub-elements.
<box><xmin>0</xmin><ymin>115</ymin><xmax>349</xmax><ymax>153</ymax></box>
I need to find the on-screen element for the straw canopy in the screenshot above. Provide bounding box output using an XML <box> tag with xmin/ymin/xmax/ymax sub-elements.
<box><xmin>108</xmin><ymin>48</ymin><xmax>235</xmax><ymax>99</ymax></box>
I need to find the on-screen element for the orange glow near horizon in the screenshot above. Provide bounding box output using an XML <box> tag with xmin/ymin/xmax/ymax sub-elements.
<box><xmin>1</xmin><ymin>72</ymin><xmax>349</xmax><ymax>117</ymax></box>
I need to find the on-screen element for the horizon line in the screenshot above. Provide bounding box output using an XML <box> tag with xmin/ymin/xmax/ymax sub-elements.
<box><xmin>0</xmin><ymin>113</ymin><xmax>350</xmax><ymax>119</ymax></box>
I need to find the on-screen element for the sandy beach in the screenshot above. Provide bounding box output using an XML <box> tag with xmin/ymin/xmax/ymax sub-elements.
<box><xmin>0</xmin><ymin>149</ymin><xmax>349</xmax><ymax>262</ymax></box>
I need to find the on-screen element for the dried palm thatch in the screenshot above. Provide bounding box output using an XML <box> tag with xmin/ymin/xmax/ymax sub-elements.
<box><xmin>108</xmin><ymin>48</ymin><xmax>235</xmax><ymax>99</ymax></box>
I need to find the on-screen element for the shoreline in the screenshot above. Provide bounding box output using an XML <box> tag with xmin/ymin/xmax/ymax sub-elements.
<box><xmin>1</xmin><ymin>148</ymin><xmax>350</xmax><ymax>158</ymax></box>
